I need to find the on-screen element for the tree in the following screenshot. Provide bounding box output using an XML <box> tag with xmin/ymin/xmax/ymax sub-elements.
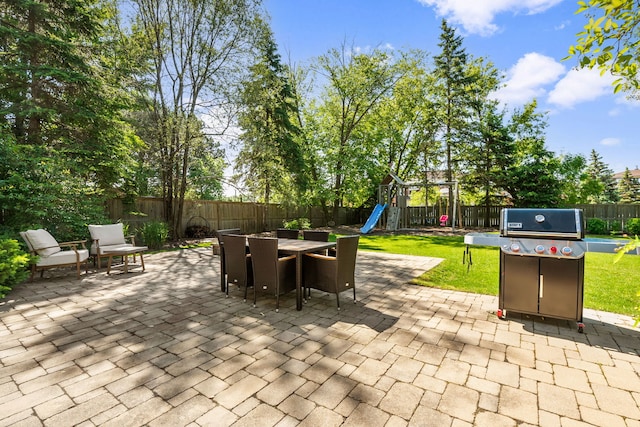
<box><xmin>505</xmin><ymin>101</ymin><xmax>563</xmax><ymax>208</ymax></box>
<box><xmin>568</xmin><ymin>0</ymin><xmax>640</xmax><ymax>95</ymax></box>
<box><xmin>0</xmin><ymin>0</ymin><xmax>137</xmax><ymax>236</ymax></box>
<box><xmin>465</xmin><ymin>102</ymin><xmax>515</xmax><ymax>222</ymax></box>
<box><xmin>0</xmin><ymin>0</ymin><xmax>136</xmax><ymax>188</ymax></box>
<box><xmin>373</xmin><ymin>51</ymin><xmax>440</xmax><ymax>185</ymax></box>
<box><xmin>463</xmin><ymin>57</ymin><xmax>512</xmax><ymax>223</ymax></box>
<box><xmin>618</xmin><ymin>167</ymin><xmax>640</xmax><ymax>203</ymax></box>
<box><xmin>582</xmin><ymin>149</ymin><xmax>618</xmax><ymax>203</ymax></box>
<box><xmin>313</xmin><ymin>43</ymin><xmax>403</xmax><ymax>221</ymax></box>
<box><xmin>432</xmin><ymin>20</ymin><xmax>473</xmax><ymax>218</ymax></box>
<box><xmin>235</xmin><ymin>27</ymin><xmax>304</xmax><ymax>207</ymax></box>
<box><xmin>558</xmin><ymin>154</ymin><xmax>588</xmax><ymax>205</ymax></box>
<box><xmin>130</xmin><ymin>0</ymin><xmax>263</xmax><ymax>238</ymax></box>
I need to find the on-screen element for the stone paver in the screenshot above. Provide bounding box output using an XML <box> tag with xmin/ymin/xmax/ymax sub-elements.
<box><xmin>0</xmin><ymin>246</ymin><xmax>639</xmax><ymax>426</ymax></box>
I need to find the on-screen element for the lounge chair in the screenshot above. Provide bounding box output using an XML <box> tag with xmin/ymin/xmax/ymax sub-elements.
<box><xmin>20</xmin><ymin>229</ymin><xmax>89</xmax><ymax>280</ymax></box>
<box><xmin>88</xmin><ymin>223</ymin><xmax>136</xmax><ymax>269</ymax></box>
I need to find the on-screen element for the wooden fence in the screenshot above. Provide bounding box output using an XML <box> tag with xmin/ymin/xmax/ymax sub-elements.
<box><xmin>106</xmin><ymin>198</ymin><xmax>365</xmax><ymax>236</ymax></box>
<box><xmin>107</xmin><ymin>198</ymin><xmax>640</xmax><ymax>235</ymax></box>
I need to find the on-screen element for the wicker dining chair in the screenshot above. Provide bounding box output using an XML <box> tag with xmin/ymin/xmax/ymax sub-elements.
<box><xmin>302</xmin><ymin>230</ymin><xmax>329</xmax><ymax>242</ymax></box>
<box><xmin>248</xmin><ymin>237</ymin><xmax>296</xmax><ymax>312</ymax></box>
<box><xmin>276</xmin><ymin>228</ymin><xmax>299</xmax><ymax>239</ymax></box>
<box><xmin>221</xmin><ymin>234</ymin><xmax>252</xmax><ymax>300</ymax></box>
<box><xmin>302</xmin><ymin>235</ymin><xmax>359</xmax><ymax>310</ymax></box>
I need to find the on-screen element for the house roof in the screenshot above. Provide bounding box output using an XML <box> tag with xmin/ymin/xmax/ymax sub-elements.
<box><xmin>613</xmin><ymin>168</ymin><xmax>640</xmax><ymax>180</ymax></box>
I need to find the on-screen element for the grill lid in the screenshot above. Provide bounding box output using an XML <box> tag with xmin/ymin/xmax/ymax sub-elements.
<box><xmin>499</xmin><ymin>208</ymin><xmax>585</xmax><ymax>240</ymax></box>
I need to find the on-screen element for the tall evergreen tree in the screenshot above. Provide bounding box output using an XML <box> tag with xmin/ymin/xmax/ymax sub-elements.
<box><xmin>465</xmin><ymin>102</ymin><xmax>514</xmax><ymax>222</ymax></box>
<box><xmin>0</xmin><ymin>0</ymin><xmax>134</xmax><ymax>182</ymax></box>
<box><xmin>618</xmin><ymin>168</ymin><xmax>640</xmax><ymax>203</ymax></box>
<box><xmin>505</xmin><ymin>101</ymin><xmax>562</xmax><ymax>208</ymax></box>
<box><xmin>432</xmin><ymin>19</ymin><xmax>473</xmax><ymax>218</ymax></box>
<box><xmin>235</xmin><ymin>27</ymin><xmax>304</xmax><ymax>206</ymax></box>
<box><xmin>583</xmin><ymin>149</ymin><xmax>618</xmax><ymax>203</ymax></box>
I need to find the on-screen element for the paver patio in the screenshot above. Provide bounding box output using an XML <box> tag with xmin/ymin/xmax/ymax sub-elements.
<box><xmin>0</xmin><ymin>246</ymin><xmax>639</xmax><ymax>426</ymax></box>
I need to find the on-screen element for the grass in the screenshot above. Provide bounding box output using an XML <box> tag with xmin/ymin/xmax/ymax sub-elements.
<box><xmin>355</xmin><ymin>234</ymin><xmax>640</xmax><ymax>317</ymax></box>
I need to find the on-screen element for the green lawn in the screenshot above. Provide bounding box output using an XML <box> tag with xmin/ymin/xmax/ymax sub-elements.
<box><xmin>355</xmin><ymin>234</ymin><xmax>640</xmax><ymax>317</ymax></box>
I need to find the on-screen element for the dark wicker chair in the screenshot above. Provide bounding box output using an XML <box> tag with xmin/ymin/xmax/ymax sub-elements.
<box><xmin>302</xmin><ymin>235</ymin><xmax>359</xmax><ymax>310</ymax></box>
<box><xmin>276</xmin><ymin>228</ymin><xmax>299</xmax><ymax>239</ymax></box>
<box><xmin>248</xmin><ymin>237</ymin><xmax>296</xmax><ymax>312</ymax></box>
<box><xmin>302</xmin><ymin>230</ymin><xmax>329</xmax><ymax>242</ymax></box>
<box><xmin>303</xmin><ymin>229</ymin><xmax>331</xmax><ymax>257</ymax></box>
<box><xmin>221</xmin><ymin>234</ymin><xmax>252</xmax><ymax>300</ymax></box>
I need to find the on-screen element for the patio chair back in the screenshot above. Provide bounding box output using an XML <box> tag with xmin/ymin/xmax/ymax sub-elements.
<box><xmin>276</xmin><ymin>228</ymin><xmax>299</xmax><ymax>239</ymax></box>
<box><xmin>221</xmin><ymin>234</ymin><xmax>252</xmax><ymax>299</ymax></box>
<box><xmin>248</xmin><ymin>237</ymin><xmax>296</xmax><ymax>311</ymax></box>
<box><xmin>302</xmin><ymin>230</ymin><xmax>329</xmax><ymax>242</ymax></box>
<box><xmin>303</xmin><ymin>235</ymin><xmax>359</xmax><ymax>309</ymax></box>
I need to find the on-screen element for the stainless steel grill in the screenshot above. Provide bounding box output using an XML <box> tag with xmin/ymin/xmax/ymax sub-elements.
<box><xmin>464</xmin><ymin>208</ymin><xmax>637</xmax><ymax>333</ymax></box>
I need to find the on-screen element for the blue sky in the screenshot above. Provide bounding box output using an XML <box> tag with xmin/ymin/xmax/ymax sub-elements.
<box><xmin>262</xmin><ymin>0</ymin><xmax>639</xmax><ymax>175</ymax></box>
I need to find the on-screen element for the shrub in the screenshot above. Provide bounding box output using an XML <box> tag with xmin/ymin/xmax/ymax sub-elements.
<box><xmin>609</xmin><ymin>220</ymin><xmax>622</xmax><ymax>234</ymax></box>
<box><xmin>627</xmin><ymin>218</ymin><xmax>640</xmax><ymax>236</ymax></box>
<box><xmin>283</xmin><ymin>218</ymin><xmax>311</xmax><ymax>230</ymax></box>
<box><xmin>138</xmin><ymin>221</ymin><xmax>169</xmax><ymax>250</ymax></box>
<box><xmin>0</xmin><ymin>238</ymin><xmax>32</xmax><ymax>297</ymax></box>
<box><xmin>586</xmin><ymin>218</ymin><xmax>607</xmax><ymax>235</ymax></box>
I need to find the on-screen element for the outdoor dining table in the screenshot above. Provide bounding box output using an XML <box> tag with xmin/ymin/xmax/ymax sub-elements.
<box><xmin>218</xmin><ymin>236</ymin><xmax>336</xmax><ymax>311</ymax></box>
<box><xmin>276</xmin><ymin>238</ymin><xmax>336</xmax><ymax>310</ymax></box>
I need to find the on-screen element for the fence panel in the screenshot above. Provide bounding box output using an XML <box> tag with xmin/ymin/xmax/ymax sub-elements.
<box><xmin>106</xmin><ymin>199</ymin><xmax>640</xmax><ymax>235</ymax></box>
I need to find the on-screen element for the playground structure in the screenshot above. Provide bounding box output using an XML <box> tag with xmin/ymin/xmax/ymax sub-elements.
<box><xmin>361</xmin><ymin>172</ymin><xmax>458</xmax><ymax>233</ymax></box>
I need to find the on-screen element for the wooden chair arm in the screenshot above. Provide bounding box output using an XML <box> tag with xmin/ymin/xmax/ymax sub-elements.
<box><xmin>59</xmin><ymin>240</ymin><xmax>88</xmax><ymax>250</ymax></box>
<box><xmin>304</xmin><ymin>253</ymin><xmax>336</xmax><ymax>262</ymax></box>
<box><xmin>278</xmin><ymin>255</ymin><xmax>296</xmax><ymax>262</ymax></box>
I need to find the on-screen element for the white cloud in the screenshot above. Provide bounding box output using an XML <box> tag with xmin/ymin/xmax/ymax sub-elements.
<box><xmin>600</xmin><ymin>137</ymin><xmax>621</xmax><ymax>146</ymax></box>
<box><xmin>416</xmin><ymin>0</ymin><xmax>563</xmax><ymax>36</ymax></box>
<box><xmin>547</xmin><ymin>68</ymin><xmax>616</xmax><ymax>108</ymax></box>
<box><xmin>492</xmin><ymin>53</ymin><xmax>565</xmax><ymax>106</ymax></box>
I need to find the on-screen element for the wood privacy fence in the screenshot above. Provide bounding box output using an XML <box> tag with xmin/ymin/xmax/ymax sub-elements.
<box><xmin>106</xmin><ymin>198</ymin><xmax>640</xmax><ymax>235</ymax></box>
<box><xmin>106</xmin><ymin>198</ymin><xmax>365</xmax><ymax>236</ymax></box>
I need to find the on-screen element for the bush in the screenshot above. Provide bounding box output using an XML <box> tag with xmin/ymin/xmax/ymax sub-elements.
<box><xmin>586</xmin><ymin>218</ymin><xmax>607</xmax><ymax>235</ymax></box>
<box><xmin>283</xmin><ymin>218</ymin><xmax>311</xmax><ymax>230</ymax></box>
<box><xmin>138</xmin><ymin>221</ymin><xmax>169</xmax><ymax>250</ymax></box>
<box><xmin>610</xmin><ymin>220</ymin><xmax>622</xmax><ymax>234</ymax></box>
<box><xmin>627</xmin><ymin>218</ymin><xmax>640</xmax><ymax>236</ymax></box>
<box><xmin>0</xmin><ymin>238</ymin><xmax>32</xmax><ymax>297</ymax></box>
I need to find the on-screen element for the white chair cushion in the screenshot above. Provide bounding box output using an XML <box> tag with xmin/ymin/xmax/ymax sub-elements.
<box><xmin>89</xmin><ymin>224</ymin><xmax>126</xmax><ymax>247</ymax></box>
<box><xmin>95</xmin><ymin>243</ymin><xmax>134</xmax><ymax>255</ymax></box>
<box><xmin>19</xmin><ymin>232</ymin><xmax>34</xmax><ymax>252</ymax></box>
<box><xmin>36</xmin><ymin>249</ymin><xmax>89</xmax><ymax>267</ymax></box>
<box><xmin>24</xmin><ymin>229</ymin><xmax>61</xmax><ymax>257</ymax></box>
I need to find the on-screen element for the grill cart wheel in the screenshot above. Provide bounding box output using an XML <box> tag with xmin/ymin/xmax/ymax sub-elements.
<box><xmin>577</xmin><ymin>322</ymin><xmax>584</xmax><ymax>333</ymax></box>
<box><xmin>497</xmin><ymin>309</ymin><xmax>506</xmax><ymax>320</ymax></box>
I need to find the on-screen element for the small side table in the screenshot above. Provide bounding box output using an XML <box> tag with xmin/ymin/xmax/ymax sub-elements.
<box><xmin>103</xmin><ymin>246</ymin><xmax>149</xmax><ymax>274</ymax></box>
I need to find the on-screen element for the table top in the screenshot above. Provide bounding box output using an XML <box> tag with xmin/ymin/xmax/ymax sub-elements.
<box><xmin>102</xmin><ymin>245</ymin><xmax>148</xmax><ymax>254</ymax></box>
<box><xmin>275</xmin><ymin>238</ymin><xmax>335</xmax><ymax>254</ymax></box>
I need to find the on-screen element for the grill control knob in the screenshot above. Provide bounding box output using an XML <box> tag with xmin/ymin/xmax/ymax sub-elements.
<box><xmin>535</xmin><ymin>245</ymin><xmax>545</xmax><ymax>254</ymax></box>
<box><xmin>561</xmin><ymin>246</ymin><xmax>573</xmax><ymax>256</ymax></box>
<box><xmin>549</xmin><ymin>246</ymin><xmax>558</xmax><ymax>254</ymax></box>
<box><xmin>510</xmin><ymin>243</ymin><xmax>520</xmax><ymax>253</ymax></box>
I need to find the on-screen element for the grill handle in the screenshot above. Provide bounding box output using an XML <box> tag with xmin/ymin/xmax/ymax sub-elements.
<box><xmin>539</xmin><ymin>275</ymin><xmax>544</xmax><ymax>298</ymax></box>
